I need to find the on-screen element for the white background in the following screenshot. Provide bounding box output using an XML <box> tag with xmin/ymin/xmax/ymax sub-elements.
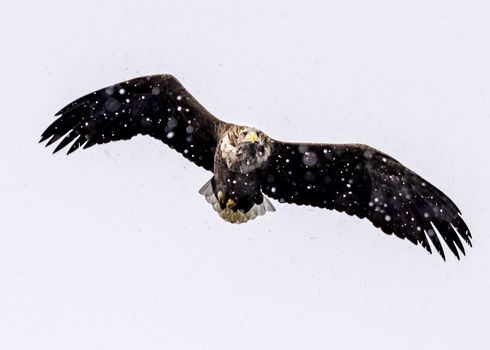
<box><xmin>2</xmin><ymin>1</ymin><xmax>490</xmax><ymax>349</ymax></box>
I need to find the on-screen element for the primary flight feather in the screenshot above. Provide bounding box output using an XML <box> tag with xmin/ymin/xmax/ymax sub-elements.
<box><xmin>40</xmin><ymin>74</ymin><xmax>472</xmax><ymax>260</ymax></box>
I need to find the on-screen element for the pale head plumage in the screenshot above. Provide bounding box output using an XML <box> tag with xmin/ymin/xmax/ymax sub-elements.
<box><xmin>219</xmin><ymin>126</ymin><xmax>272</xmax><ymax>173</ymax></box>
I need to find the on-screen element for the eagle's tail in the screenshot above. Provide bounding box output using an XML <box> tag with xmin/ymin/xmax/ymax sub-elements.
<box><xmin>199</xmin><ymin>178</ymin><xmax>275</xmax><ymax>224</ymax></box>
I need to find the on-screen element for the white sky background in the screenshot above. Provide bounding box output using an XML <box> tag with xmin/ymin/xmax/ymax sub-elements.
<box><xmin>2</xmin><ymin>0</ymin><xmax>490</xmax><ymax>349</ymax></box>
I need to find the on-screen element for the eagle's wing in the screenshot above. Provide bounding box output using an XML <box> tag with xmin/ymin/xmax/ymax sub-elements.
<box><xmin>40</xmin><ymin>74</ymin><xmax>227</xmax><ymax>171</ymax></box>
<box><xmin>262</xmin><ymin>141</ymin><xmax>471</xmax><ymax>260</ymax></box>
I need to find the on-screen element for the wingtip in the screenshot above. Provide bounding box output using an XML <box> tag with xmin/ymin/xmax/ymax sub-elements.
<box><xmin>446</xmin><ymin>244</ymin><xmax>460</xmax><ymax>260</ymax></box>
<box><xmin>435</xmin><ymin>245</ymin><xmax>446</xmax><ymax>261</ymax></box>
<box><xmin>39</xmin><ymin>130</ymin><xmax>53</xmax><ymax>144</ymax></box>
<box><xmin>53</xmin><ymin>143</ymin><xmax>64</xmax><ymax>154</ymax></box>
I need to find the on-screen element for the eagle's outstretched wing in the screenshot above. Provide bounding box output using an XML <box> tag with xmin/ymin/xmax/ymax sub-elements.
<box><xmin>262</xmin><ymin>141</ymin><xmax>471</xmax><ymax>260</ymax></box>
<box><xmin>40</xmin><ymin>74</ymin><xmax>226</xmax><ymax>171</ymax></box>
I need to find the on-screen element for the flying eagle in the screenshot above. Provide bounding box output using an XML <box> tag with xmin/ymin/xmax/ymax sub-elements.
<box><xmin>40</xmin><ymin>74</ymin><xmax>472</xmax><ymax>260</ymax></box>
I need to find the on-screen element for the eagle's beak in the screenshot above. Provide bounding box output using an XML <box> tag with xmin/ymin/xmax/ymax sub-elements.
<box><xmin>245</xmin><ymin>131</ymin><xmax>256</xmax><ymax>144</ymax></box>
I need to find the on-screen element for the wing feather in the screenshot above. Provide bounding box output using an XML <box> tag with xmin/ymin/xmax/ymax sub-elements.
<box><xmin>41</xmin><ymin>74</ymin><xmax>227</xmax><ymax>171</ymax></box>
<box><xmin>262</xmin><ymin>141</ymin><xmax>471</xmax><ymax>260</ymax></box>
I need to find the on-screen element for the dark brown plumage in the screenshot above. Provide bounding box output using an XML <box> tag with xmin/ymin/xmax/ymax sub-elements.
<box><xmin>40</xmin><ymin>74</ymin><xmax>472</xmax><ymax>260</ymax></box>
<box><xmin>41</xmin><ymin>74</ymin><xmax>225</xmax><ymax>170</ymax></box>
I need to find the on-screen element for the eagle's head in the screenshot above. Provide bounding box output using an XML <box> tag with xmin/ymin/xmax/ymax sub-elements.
<box><xmin>219</xmin><ymin>126</ymin><xmax>272</xmax><ymax>173</ymax></box>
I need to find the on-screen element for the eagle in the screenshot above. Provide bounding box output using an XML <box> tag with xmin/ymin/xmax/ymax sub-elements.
<box><xmin>40</xmin><ymin>74</ymin><xmax>472</xmax><ymax>260</ymax></box>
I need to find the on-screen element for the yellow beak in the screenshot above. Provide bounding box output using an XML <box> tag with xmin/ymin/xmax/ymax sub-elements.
<box><xmin>246</xmin><ymin>131</ymin><xmax>256</xmax><ymax>144</ymax></box>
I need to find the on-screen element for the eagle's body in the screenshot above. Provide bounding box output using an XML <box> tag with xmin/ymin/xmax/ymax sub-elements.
<box><xmin>40</xmin><ymin>74</ymin><xmax>472</xmax><ymax>260</ymax></box>
<box><xmin>207</xmin><ymin>126</ymin><xmax>275</xmax><ymax>223</ymax></box>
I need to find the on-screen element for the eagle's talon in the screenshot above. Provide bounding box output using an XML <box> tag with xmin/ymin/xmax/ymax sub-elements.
<box><xmin>226</xmin><ymin>198</ymin><xmax>236</xmax><ymax>209</ymax></box>
<box><xmin>217</xmin><ymin>191</ymin><xmax>225</xmax><ymax>204</ymax></box>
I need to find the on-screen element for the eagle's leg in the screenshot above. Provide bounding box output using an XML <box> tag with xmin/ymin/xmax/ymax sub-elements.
<box><xmin>198</xmin><ymin>173</ymin><xmax>275</xmax><ymax>224</ymax></box>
